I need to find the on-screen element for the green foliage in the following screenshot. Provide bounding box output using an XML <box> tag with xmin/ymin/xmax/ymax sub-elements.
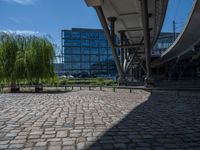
<box><xmin>0</xmin><ymin>33</ymin><xmax>116</xmax><ymax>88</ymax></box>
<box><xmin>0</xmin><ymin>32</ymin><xmax>55</xmax><ymax>86</ymax></box>
<box><xmin>54</xmin><ymin>77</ymin><xmax>117</xmax><ymax>86</ymax></box>
<box><xmin>58</xmin><ymin>78</ymin><xmax>69</xmax><ymax>85</ymax></box>
<box><xmin>27</xmin><ymin>36</ymin><xmax>55</xmax><ymax>83</ymax></box>
<box><xmin>0</xmin><ymin>34</ymin><xmax>18</xmax><ymax>82</ymax></box>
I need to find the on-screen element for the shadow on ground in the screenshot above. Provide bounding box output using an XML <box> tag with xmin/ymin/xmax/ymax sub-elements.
<box><xmin>89</xmin><ymin>92</ymin><xmax>200</xmax><ymax>150</ymax></box>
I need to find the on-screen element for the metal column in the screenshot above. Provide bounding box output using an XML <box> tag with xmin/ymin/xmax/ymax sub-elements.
<box><xmin>119</xmin><ymin>31</ymin><xmax>125</xmax><ymax>69</ymax></box>
<box><xmin>95</xmin><ymin>6</ymin><xmax>124</xmax><ymax>81</ymax></box>
<box><xmin>141</xmin><ymin>0</ymin><xmax>151</xmax><ymax>81</ymax></box>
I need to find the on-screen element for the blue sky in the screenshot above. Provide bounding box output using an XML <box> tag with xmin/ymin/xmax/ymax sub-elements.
<box><xmin>162</xmin><ymin>0</ymin><xmax>194</xmax><ymax>33</ymax></box>
<box><xmin>0</xmin><ymin>0</ymin><xmax>194</xmax><ymax>52</ymax></box>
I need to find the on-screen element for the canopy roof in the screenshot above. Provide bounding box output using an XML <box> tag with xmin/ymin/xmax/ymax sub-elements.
<box><xmin>85</xmin><ymin>0</ymin><xmax>168</xmax><ymax>49</ymax></box>
<box><xmin>152</xmin><ymin>0</ymin><xmax>200</xmax><ymax>67</ymax></box>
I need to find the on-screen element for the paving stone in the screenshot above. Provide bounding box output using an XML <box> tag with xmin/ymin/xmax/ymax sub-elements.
<box><xmin>23</xmin><ymin>148</ymin><xmax>33</xmax><ymax>150</ymax></box>
<box><xmin>41</xmin><ymin>134</ymin><xmax>55</xmax><ymax>138</ymax></box>
<box><xmin>63</xmin><ymin>140</ymin><xmax>75</xmax><ymax>146</ymax></box>
<box><xmin>0</xmin><ymin>144</ymin><xmax>9</xmax><ymax>149</ymax></box>
<box><xmin>0</xmin><ymin>140</ymin><xmax>9</xmax><ymax>144</ymax></box>
<box><xmin>56</xmin><ymin>131</ymin><xmax>68</xmax><ymax>138</ymax></box>
<box><xmin>33</xmin><ymin>146</ymin><xmax>47</xmax><ymax>150</ymax></box>
<box><xmin>87</xmin><ymin>136</ymin><xmax>98</xmax><ymax>142</ymax></box>
<box><xmin>0</xmin><ymin>91</ymin><xmax>200</xmax><ymax>149</ymax></box>
<box><xmin>30</xmin><ymin>131</ymin><xmax>43</xmax><ymax>135</ymax></box>
<box><xmin>10</xmin><ymin>139</ymin><xmax>26</xmax><ymax>144</ymax></box>
<box><xmin>114</xmin><ymin>143</ymin><xmax>127</xmax><ymax>148</ymax></box>
<box><xmin>62</xmin><ymin>146</ymin><xmax>75</xmax><ymax>150</ymax></box>
<box><xmin>15</xmin><ymin>135</ymin><xmax>27</xmax><ymax>139</ymax></box>
<box><xmin>9</xmin><ymin>143</ymin><xmax>25</xmax><ymax>148</ymax></box>
<box><xmin>5</xmin><ymin>133</ymin><xmax>17</xmax><ymax>137</ymax></box>
<box><xmin>35</xmin><ymin>142</ymin><xmax>47</xmax><ymax>147</ymax></box>
<box><xmin>77</xmin><ymin>142</ymin><xmax>85</xmax><ymax>150</ymax></box>
<box><xmin>48</xmin><ymin>145</ymin><xmax>61</xmax><ymax>150</ymax></box>
<box><xmin>47</xmin><ymin>138</ymin><xmax>61</xmax><ymax>142</ymax></box>
<box><xmin>49</xmin><ymin>141</ymin><xmax>62</xmax><ymax>146</ymax></box>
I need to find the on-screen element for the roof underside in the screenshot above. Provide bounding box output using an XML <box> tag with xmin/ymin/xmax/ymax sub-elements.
<box><xmin>86</xmin><ymin>0</ymin><xmax>168</xmax><ymax>48</ymax></box>
<box><xmin>152</xmin><ymin>0</ymin><xmax>200</xmax><ymax>67</ymax></box>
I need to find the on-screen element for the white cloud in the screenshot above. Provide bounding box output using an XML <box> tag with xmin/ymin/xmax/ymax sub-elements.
<box><xmin>9</xmin><ymin>17</ymin><xmax>22</xmax><ymax>24</ymax></box>
<box><xmin>9</xmin><ymin>17</ymin><xmax>32</xmax><ymax>24</ymax></box>
<box><xmin>1</xmin><ymin>0</ymin><xmax>35</xmax><ymax>5</ymax></box>
<box><xmin>1</xmin><ymin>30</ymin><xmax>39</xmax><ymax>35</ymax></box>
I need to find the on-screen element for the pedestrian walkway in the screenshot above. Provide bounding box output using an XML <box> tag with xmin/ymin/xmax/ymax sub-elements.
<box><xmin>0</xmin><ymin>90</ymin><xmax>200</xmax><ymax>149</ymax></box>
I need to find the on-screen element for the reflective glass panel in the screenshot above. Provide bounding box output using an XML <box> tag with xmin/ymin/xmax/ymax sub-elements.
<box><xmin>63</xmin><ymin>31</ymin><xmax>71</xmax><ymax>38</ymax></box>
<box><xmin>82</xmin><ymin>63</ymin><xmax>90</xmax><ymax>70</ymax></box>
<box><xmin>99</xmin><ymin>47</ymin><xmax>107</xmax><ymax>54</ymax></box>
<box><xmin>71</xmin><ymin>32</ymin><xmax>80</xmax><ymax>39</ymax></box>
<box><xmin>82</xmin><ymin>47</ymin><xmax>90</xmax><ymax>54</ymax></box>
<box><xmin>71</xmin><ymin>47</ymin><xmax>80</xmax><ymax>54</ymax></box>
<box><xmin>82</xmin><ymin>54</ymin><xmax>90</xmax><ymax>62</ymax></box>
<box><xmin>71</xmin><ymin>55</ymin><xmax>81</xmax><ymax>62</ymax></box>
<box><xmin>90</xmin><ymin>48</ymin><xmax>99</xmax><ymax>54</ymax></box>
<box><xmin>90</xmin><ymin>40</ymin><xmax>98</xmax><ymax>47</ymax></box>
<box><xmin>71</xmin><ymin>63</ymin><xmax>81</xmax><ymax>69</ymax></box>
<box><xmin>82</xmin><ymin>40</ymin><xmax>90</xmax><ymax>46</ymax></box>
<box><xmin>91</xmin><ymin>55</ymin><xmax>99</xmax><ymax>62</ymax></box>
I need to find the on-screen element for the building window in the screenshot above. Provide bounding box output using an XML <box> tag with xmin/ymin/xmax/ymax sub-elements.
<box><xmin>71</xmin><ymin>63</ymin><xmax>81</xmax><ymax>69</ymax></box>
<box><xmin>71</xmin><ymin>55</ymin><xmax>81</xmax><ymax>62</ymax></box>
<box><xmin>62</xmin><ymin>29</ymin><xmax>117</xmax><ymax>76</ymax></box>
<box><xmin>82</xmin><ymin>63</ymin><xmax>90</xmax><ymax>70</ymax></box>
<box><xmin>63</xmin><ymin>31</ymin><xmax>71</xmax><ymax>38</ymax></box>
<box><xmin>99</xmin><ymin>47</ymin><xmax>108</xmax><ymax>54</ymax></box>
<box><xmin>90</xmin><ymin>40</ymin><xmax>99</xmax><ymax>47</ymax></box>
<box><xmin>82</xmin><ymin>47</ymin><xmax>90</xmax><ymax>54</ymax></box>
<box><xmin>71</xmin><ymin>32</ymin><xmax>80</xmax><ymax>39</ymax></box>
<box><xmin>82</xmin><ymin>54</ymin><xmax>90</xmax><ymax>62</ymax></box>
<box><xmin>90</xmin><ymin>48</ymin><xmax>99</xmax><ymax>54</ymax></box>
<box><xmin>82</xmin><ymin>40</ymin><xmax>90</xmax><ymax>47</ymax></box>
<box><xmin>91</xmin><ymin>55</ymin><xmax>99</xmax><ymax>62</ymax></box>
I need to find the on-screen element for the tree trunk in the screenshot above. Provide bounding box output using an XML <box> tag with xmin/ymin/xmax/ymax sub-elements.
<box><xmin>11</xmin><ymin>82</ymin><xmax>20</xmax><ymax>93</ymax></box>
<box><xmin>35</xmin><ymin>79</ymin><xmax>43</xmax><ymax>92</ymax></box>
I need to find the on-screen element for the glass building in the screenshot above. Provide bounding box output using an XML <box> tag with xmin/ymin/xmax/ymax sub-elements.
<box><xmin>152</xmin><ymin>32</ymin><xmax>179</xmax><ymax>56</ymax></box>
<box><xmin>61</xmin><ymin>28</ymin><xmax>117</xmax><ymax>77</ymax></box>
<box><xmin>60</xmin><ymin>29</ymin><xmax>176</xmax><ymax>77</ymax></box>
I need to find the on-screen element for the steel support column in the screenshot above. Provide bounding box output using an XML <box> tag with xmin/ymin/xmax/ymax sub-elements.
<box><xmin>95</xmin><ymin>6</ymin><xmax>124</xmax><ymax>81</ymax></box>
<box><xmin>119</xmin><ymin>31</ymin><xmax>125</xmax><ymax>68</ymax></box>
<box><xmin>125</xmin><ymin>40</ymin><xmax>128</xmax><ymax>60</ymax></box>
<box><xmin>141</xmin><ymin>0</ymin><xmax>151</xmax><ymax>81</ymax></box>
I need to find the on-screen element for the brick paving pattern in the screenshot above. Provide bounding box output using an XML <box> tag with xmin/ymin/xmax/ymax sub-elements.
<box><xmin>0</xmin><ymin>90</ymin><xmax>200</xmax><ymax>150</ymax></box>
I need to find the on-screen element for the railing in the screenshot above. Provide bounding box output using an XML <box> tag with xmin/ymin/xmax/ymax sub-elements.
<box><xmin>1</xmin><ymin>84</ymin><xmax>200</xmax><ymax>97</ymax></box>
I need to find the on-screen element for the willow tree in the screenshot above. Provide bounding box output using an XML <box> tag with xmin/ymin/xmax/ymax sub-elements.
<box><xmin>12</xmin><ymin>35</ymin><xmax>30</xmax><ymax>83</ymax></box>
<box><xmin>0</xmin><ymin>46</ymin><xmax>3</xmax><ymax>83</ymax></box>
<box><xmin>0</xmin><ymin>33</ymin><xmax>55</xmax><ymax>92</ymax></box>
<box><xmin>0</xmin><ymin>33</ymin><xmax>19</xmax><ymax>92</ymax></box>
<box><xmin>26</xmin><ymin>36</ymin><xmax>55</xmax><ymax>92</ymax></box>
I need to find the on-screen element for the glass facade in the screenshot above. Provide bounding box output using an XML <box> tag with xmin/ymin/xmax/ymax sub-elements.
<box><xmin>62</xmin><ymin>28</ymin><xmax>117</xmax><ymax>77</ymax></box>
<box><xmin>152</xmin><ymin>32</ymin><xmax>179</xmax><ymax>56</ymax></box>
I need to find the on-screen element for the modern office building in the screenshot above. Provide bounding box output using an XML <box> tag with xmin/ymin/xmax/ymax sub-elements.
<box><xmin>61</xmin><ymin>28</ymin><xmax>117</xmax><ymax>77</ymax></box>
<box><xmin>152</xmin><ymin>32</ymin><xmax>179</xmax><ymax>56</ymax></box>
<box><xmin>54</xmin><ymin>63</ymin><xmax>64</xmax><ymax>76</ymax></box>
<box><xmin>60</xmin><ymin>28</ymin><xmax>177</xmax><ymax>79</ymax></box>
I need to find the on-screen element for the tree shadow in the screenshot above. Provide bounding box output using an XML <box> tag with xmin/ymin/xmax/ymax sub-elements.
<box><xmin>89</xmin><ymin>92</ymin><xmax>200</xmax><ymax>150</ymax></box>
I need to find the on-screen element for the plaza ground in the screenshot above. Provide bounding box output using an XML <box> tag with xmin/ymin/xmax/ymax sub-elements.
<box><xmin>0</xmin><ymin>89</ymin><xmax>200</xmax><ymax>150</ymax></box>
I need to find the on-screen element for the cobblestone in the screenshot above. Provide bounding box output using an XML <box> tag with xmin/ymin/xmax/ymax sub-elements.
<box><xmin>0</xmin><ymin>90</ymin><xmax>200</xmax><ymax>149</ymax></box>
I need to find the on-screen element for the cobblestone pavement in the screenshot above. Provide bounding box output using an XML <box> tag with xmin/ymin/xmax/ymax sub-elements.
<box><xmin>0</xmin><ymin>90</ymin><xmax>200</xmax><ymax>150</ymax></box>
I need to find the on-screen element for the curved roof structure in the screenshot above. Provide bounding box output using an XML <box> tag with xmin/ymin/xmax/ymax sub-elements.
<box><xmin>152</xmin><ymin>0</ymin><xmax>200</xmax><ymax>67</ymax></box>
<box><xmin>85</xmin><ymin>0</ymin><xmax>168</xmax><ymax>81</ymax></box>
<box><xmin>85</xmin><ymin>0</ymin><xmax>168</xmax><ymax>51</ymax></box>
